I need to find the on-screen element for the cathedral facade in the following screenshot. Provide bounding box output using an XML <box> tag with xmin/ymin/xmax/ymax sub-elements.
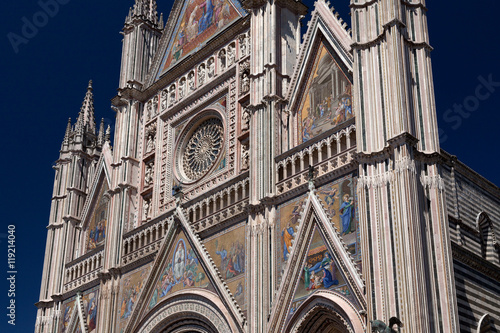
<box><xmin>36</xmin><ymin>0</ymin><xmax>500</xmax><ymax>332</ymax></box>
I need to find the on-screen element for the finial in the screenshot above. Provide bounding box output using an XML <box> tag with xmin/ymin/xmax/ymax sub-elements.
<box><xmin>105</xmin><ymin>125</ymin><xmax>111</xmax><ymax>143</ymax></box>
<box><xmin>88</xmin><ymin>80</ymin><xmax>93</xmax><ymax>90</ymax></box>
<box><xmin>98</xmin><ymin>118</ymin><xmax>105</xmax><ymax>145</ymax></box>
<box><xmin>63</xmin><ymin>117</ymin><xmax>72</xmax><ymax>145</ymax></box>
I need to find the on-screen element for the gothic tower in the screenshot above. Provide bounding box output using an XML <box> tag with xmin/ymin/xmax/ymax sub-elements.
<box><xmin>241</xmin><ymin>0</ymin><xmax>306</xmax><ymax>331</ymax></box>
<box><xmin>36</xmin><ymin>81</ymin><xmax>108</xmax><ymax>332</ymax></box>
<box><xmin>351</xmin><ymin>0</ymin><xmax>459</xmax><ymax>331</ymax></box>
<box><xmin>120</xmin><ymin>0</ymin><xmax>164</xmax><ymax>89</ymax></box>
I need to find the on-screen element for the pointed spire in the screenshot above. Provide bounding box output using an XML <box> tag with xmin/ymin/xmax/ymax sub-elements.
<box><xmin>62</xmin><ymin>118</ymin><xmax>72</xmax><ymax>147</ymax></box>
<box><xmin>98</xmin><ymin>118</ymin><xmax>105</xmax><ymax>146</ymax></box>
<box><xmin>76</xmin><ymin>80</ymin><xmax>96</xmax><ymax>135</ymax></box>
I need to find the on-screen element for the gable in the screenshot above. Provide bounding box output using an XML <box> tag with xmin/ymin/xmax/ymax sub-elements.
<box><xmin>298</xmin><ymin>41</ymin><xmax>353</xmax><ymax>144</ymax></box>
<box><xmin>288</xmin><ymin>225</ymin><xmax>359</xmax><ymax>323</ymax></box>
<box><xmin>85</xmin><ymin>180</ymin><xmax>110</xmax><ymax>253</ymax></box>
<box><xmin>145</xmin><ymin>228</ymin><xmax>214</xmax><ymax>312</ymax></box>
<box><xmin>156</xmin><ymin>0</ymin><xmax>246</xmax><ymax>79</ymax></box>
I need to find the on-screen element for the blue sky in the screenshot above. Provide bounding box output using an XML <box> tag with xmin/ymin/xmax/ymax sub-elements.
<box><xmin>1</xmin><ymin>0</ymin><xmax>499</xmax><ymax>332</ymax></box>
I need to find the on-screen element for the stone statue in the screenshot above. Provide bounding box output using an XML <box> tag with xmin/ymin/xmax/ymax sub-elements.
<box><xmin>219</xmin><ymin>49</ymin><xmax>226</xmax><ymax>70</ymax></box>
<box><xmin>153</xmin><ymin>96</ymin><xmax>158</xmax><ymax>116</ymax></box>
<box><xmin>208</xmin><ymin>57</ymin><xmax>215</xmax><ymax>78</ymax></box>
<box><xmin>188</xmin><ymin>72</ymin><xmax>195</xmax><ymax>91</ymax></box>
<box><xmin>241</xmin><ymin>72</ymin><xmax>250</xmax><ymax>93</ymax></box>
<box><xmin>179</xmin><ymin>78</ymin><xmax>186</xmax><ymax>99</ymax></box>
<box><xmin>169</xmin><ymin>85</ymin><xmax>176</xmax><ymax>106</ymax></box>
<box><xmin>198</xmin><ymin>65</ymin><xmax>206</xmax><ymax>86</ymax></box>
<box><xmin>239</xmin><ymin>35</ymin><xmax>246</xmax><ymax>56</ymax></box>
<box><xmin>146</xmin><ymin>124</ymin><xmax>156</xmax><ymax>154</ymax></box>
<box><xmin>144</xmin><ymin>162</ymin><xmax>153</xmax><ymax>186</ymax></box>
<box><xmin>146</xmin><ymin>101</ymin><xmax>152</xmax><ymax>122</ymax></box>
<box><xmin>143</xmin><ymin>199</ymin><xmax>151</xmax><ymax>220</ymax></box>
<box><xmin>161</xmin><ymin>90</ymin><xmax>167</xmax><ymax>110</ymax></box>
<box><xmin>241</xmin><ymin>144</ymin><xmax>249</xmax><ymax>170</ymax></box>
<box><xmin>370</xmin><ymin>317</ymin><xmax>404</xmax><ymax>333</ymax></box>
<box><xmin>241</xmin><ymin>107</ymin><xmax>250</xmax><ymax>131</ymax></box>
<box><xmin>227</xmin><ymin>44</ymin><xmax>235</xmax><ymax>66</ymax></box>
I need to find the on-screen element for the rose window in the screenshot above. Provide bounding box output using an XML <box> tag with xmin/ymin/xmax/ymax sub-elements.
<box><xmin>181</xmin><ymin>118</ymin><xmax>223</xmax><ymax>181</ymax></box>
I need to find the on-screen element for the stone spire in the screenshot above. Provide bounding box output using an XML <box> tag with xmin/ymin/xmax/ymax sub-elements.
<box><xmin>97</xmin><ymin>118</ymin><xmax>105</xmax><ymax>146</ymax></box>
<box><xmin>76</xmin><ymin>80</ymin><xmax>96</xmax><ymax>134</ymax></box>
<box><xmin>63</xmin><ymin>118</ymin><xmax>72</xmax><ymax>145</ymax></box>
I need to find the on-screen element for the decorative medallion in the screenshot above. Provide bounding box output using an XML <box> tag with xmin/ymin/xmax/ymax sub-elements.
<box><xmin>180</xmin><ymin>117</ymin><xmax>224</xmax><ymax>182</ymax></box>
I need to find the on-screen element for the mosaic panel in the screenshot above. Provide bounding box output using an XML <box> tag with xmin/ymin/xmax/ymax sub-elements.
<box><xmin>117</xmin><ymin>263</ymin><xmax>152</xmax><ymax>333</ymax></box>
<box><xmin>158</xmin><ymin>0</ymin><xmax>245</xmax><ymax>77</ymax></box>
<box><xmin>147</xmin><ymin>229</ymin><xmax>213</xmax><ymax>310</ymax></box>
<box><xmin>85</xmin><ymin>181</ymin><xmax>109</xmax><ymax>252</ymax></box>
<box><xmin>204</xmin><ymin>222</ymin><xmax>247</xmax><ymax>311</ymax></box>
<box><xmin>299</xmin><ymin>42</ymin><xmax>352</xmax><ymax>143</ymax></box>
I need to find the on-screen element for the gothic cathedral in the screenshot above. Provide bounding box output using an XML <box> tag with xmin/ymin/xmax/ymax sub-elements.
<box><xmin>36</xmin><ymin>0</ymin><xmax>500</xmax><ymax>332</ymax></box>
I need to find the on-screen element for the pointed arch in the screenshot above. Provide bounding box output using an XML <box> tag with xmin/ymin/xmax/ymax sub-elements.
<box><xmin>269</xmin><ymin>189</ymin><xmax>366</xmax><ymax>332</ymax></box>
<box><xmin>286</xmin><ymin>290</ymin><xmax>365</xmax><ymax>333</ymax></box>
<box><xmin>124</xmin><ymin>209</ymin><xmax>245</xmax><ymax>333</ymax></box>
<box><xmin>134</xmin><ymin>289</ymin><xmax>238</xmax><ymax>333</ymax></box>
<box><xmin>478</xmin><ymin>313</ymin><xmax>498</xmax><ymax>333</ymax></box>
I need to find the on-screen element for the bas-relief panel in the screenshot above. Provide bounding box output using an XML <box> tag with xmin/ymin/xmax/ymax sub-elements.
<box><xmin>116</xmin><ymin>264</ymin><xmax>152</xmax><ymax>333</ymax></box>
<box><xmin>85</xmin><ymin>181</ymin><xmax>109</xmax><ymax>252</ymax></box>
<box><xmin>299</xmin><ymin>42</ymin><xmax>352</xmax><ymax>144</ymax></box>
<box><xmin>288</xmin><ymin>226</ymin><xmax>357</xmax><ymax>320</ymax></box>
<box><xmin>147</xmin><ymin>230</ymin><xmax>213</xmax><ymax>311</ymax></box>
<box><xmin>204</xmin><ymin>222</ymin><xmax>247</xmax><ymax>311</ymax></box>
<box><xmin>158</xmin><ymin>0</ymin><xmax>245</xmax><ymax>77</ymax></box>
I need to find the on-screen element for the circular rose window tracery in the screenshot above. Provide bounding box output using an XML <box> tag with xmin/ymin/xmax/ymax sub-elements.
<box><xmin>180</xmin><ymin>117</ymin><xmax>223</xmax><ymax>182</ymax></box>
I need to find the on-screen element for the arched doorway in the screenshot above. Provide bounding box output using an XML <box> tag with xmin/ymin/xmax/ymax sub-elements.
<box><xmin>134</xmin><ymin>290</ymin><xmax>240</xmax><ymax>333</ymax></box>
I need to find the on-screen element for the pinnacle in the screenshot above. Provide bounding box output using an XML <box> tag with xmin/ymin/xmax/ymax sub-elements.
<box><xmin>76</xmin><ymin>80</ymin><xmax>96</xmax><ymax>134</ymax></box>
<box><xmin>128</xmin><ymin>0</ymin><xmax>160</xmax><ymax>26</ymax></box>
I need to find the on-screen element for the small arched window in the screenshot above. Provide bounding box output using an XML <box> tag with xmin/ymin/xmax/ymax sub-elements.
<box><xmin>477</xmin><ymin>212</ymin><xmax>498</xmax><ymax>262</ymax></box>
<box><xmin>478</xmin><ymin>313</ymin><xmax>498</xmax><ymax>333</ymax></box>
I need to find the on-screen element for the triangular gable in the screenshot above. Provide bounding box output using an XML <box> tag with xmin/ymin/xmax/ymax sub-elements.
<box><xmin>287</xmin><ymin>0</ymin><xmax>353</xmax><ymax>145</ymax></box>
<box><xmin>269</xmin><ymin>186</ymin><xmax>365</xmax><ymax>331</ymax></box>
<box><xmin>124</xmin><ymin>208</ymin><xmax>245</xmax><ymax>333</ymax></box>
<box><xmin>154</xmin><ymin>0</ymin><xmax>247</xmax><ymax>80</ymax></box>
<box><xmin>146</xmin><ymin>228</ymin><xmax>215</xmax><ymax>310</ymax></box>
<box><xmin>287</xmin><ymin>225</ymin><xmax>358</xmax><ymax>323</ymax></box>
<box><xmin>79</xmin><ymin>148</ymin><xmax>112</xmax><ymax>254</ymax></box>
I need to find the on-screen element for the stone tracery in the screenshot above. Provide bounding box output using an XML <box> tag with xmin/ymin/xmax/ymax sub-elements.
<box><xmin>181</xmin><ymin>118</ymin><xmax>224</xmax><ymax>182</ymax></box>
